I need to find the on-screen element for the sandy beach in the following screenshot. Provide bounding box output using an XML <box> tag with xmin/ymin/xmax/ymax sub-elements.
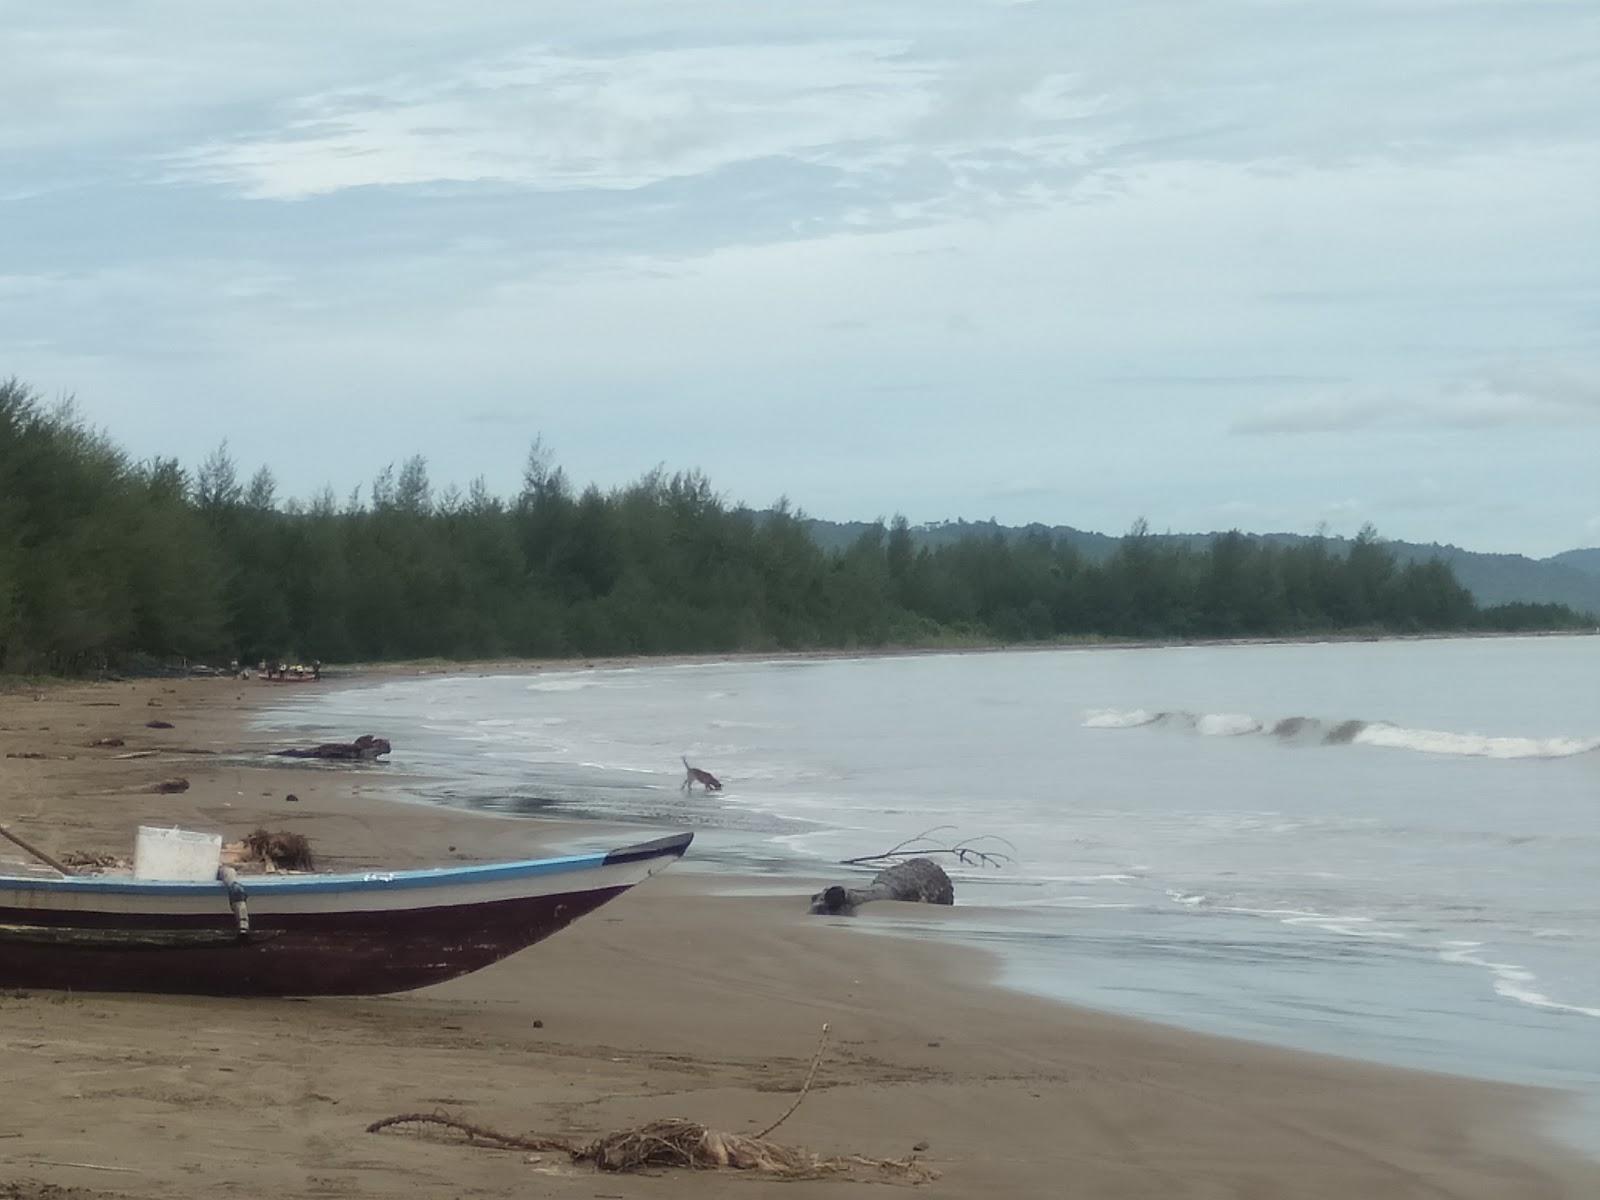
<box><xmin>2</xmin><ymin>673</ymin><xmax>1596</xmax><ymax>1199</ymax></box>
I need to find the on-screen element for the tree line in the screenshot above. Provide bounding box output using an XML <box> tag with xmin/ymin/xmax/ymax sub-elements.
<box><xmin>0</xmin><ymin>380</ymin><xmax>1590</xmax><ymax>674</ymax></box>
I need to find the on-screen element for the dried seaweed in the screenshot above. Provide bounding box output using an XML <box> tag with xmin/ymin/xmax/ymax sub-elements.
<box><xmin>239</xmin><ymin>829</ymin><xmax>314</xmax><ymax>871</ymax></box>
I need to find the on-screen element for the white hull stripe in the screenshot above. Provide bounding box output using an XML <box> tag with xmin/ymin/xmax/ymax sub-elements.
<box><xmin>0</xmin><ymin>837</ymin><xmax>687</xmax><ymax>918</ymax></box>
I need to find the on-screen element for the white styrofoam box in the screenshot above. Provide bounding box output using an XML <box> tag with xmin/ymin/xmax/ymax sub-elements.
<box><xmin>133</xmin><ymin>825</ymin><xmax>222</xmax><ymax>881</ymax></box>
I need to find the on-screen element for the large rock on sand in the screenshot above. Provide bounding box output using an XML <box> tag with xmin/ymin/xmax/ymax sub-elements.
<box><xmin>809</xmin><ymin>857</ymin><xmax>955</xmax><ymax>915</ymax></box>
<box><xmin>273</xmin><ymin>734</ymin><xmax>392</xmax><ymax>761</ymax></box>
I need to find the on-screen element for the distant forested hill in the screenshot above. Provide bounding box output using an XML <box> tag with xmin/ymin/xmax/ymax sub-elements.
<box><xmin>1385</xmin><ymin>543</ymin><xmax>1600</xmax><ymax>613</ymax></box>
<box><xmin>801</xmin><ymin>519</ymin><xmax>1600</xmax><ymax>617</ymax></box>
<box><xmin>1548</xmin><ymin>548</ymin><xmax>1600</xmax><ymax>579</ymax></box>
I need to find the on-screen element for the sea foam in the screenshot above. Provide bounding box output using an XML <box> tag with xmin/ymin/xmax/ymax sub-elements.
<box><xmin>1440</xmin><ymin>942</ymin><xmax>1600</xmax><ymax>1019</ymax></box>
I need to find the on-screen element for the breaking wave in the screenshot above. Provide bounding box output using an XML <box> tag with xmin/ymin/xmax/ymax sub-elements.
<box><xmin>1082</xmin><ymin>708</ymin><xmax>1160</xmax><ymax>729</ymax></box>
<box><xmin>1082</xmin><ymin>708</ymin><xmax>1600</xmax><ymax>760</ymax></box>
<box><xmin>1439</xmin><ymin>942</ymin><xmax>1600</xmax><ymax>1019</ymax></box>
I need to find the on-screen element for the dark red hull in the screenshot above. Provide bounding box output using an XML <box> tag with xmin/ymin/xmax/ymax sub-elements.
<box><xmin>0</xmin><ymin>886</ymin><xmax>626</xmax><ymax>997</ymax></box>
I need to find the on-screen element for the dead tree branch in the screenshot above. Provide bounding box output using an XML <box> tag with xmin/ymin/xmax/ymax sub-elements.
<box><xmin>840</xmin><ymin>826</ymin><xmax>1016</xmax><ymax>870</ymax></box>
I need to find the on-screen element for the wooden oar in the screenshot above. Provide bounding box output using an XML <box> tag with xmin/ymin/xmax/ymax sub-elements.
<box><xmin>0</xmin><ymin>823</ymin><xmax>74</xmax><ymax>876</ymax></box>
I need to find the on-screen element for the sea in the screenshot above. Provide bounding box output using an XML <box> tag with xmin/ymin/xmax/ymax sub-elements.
<box><xmin>254</xmin><ymin>635</ymin><xmax>1600</xmax><ymax>1140</ymax></box>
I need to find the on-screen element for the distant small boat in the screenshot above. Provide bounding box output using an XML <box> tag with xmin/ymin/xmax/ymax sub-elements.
<box><xmin>0</xmin><ymin>832</ymin><xmax>691</xmax><ymax>996</ymax></box>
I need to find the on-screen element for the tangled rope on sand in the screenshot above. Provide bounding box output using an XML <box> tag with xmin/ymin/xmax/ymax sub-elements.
<box><xmin>365</xmin><ymin>1113</ymin><xmax>935</xmax><ymax>1181</ymax></box>
<box><xmin>366</xmin><ymin>1024</ymin><xmax>938</xmax><ymax>1182</ymax></box>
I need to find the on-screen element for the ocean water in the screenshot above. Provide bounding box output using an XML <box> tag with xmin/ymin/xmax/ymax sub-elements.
<box><xmin>254</xmin><ymin>636</ymin><xmax>1600</xmax><ymax>1116</ymax></box>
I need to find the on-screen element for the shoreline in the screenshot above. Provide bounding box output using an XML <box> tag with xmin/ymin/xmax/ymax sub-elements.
<box><xmin>317</xmin><ymin>624</ymin><xmax>1598</xmax><ymax>679</ymax></box>
<box><xmin>2</xmin><ymin>675</ymin><xmax>1597</xmax><ymax>1197</ymax></box>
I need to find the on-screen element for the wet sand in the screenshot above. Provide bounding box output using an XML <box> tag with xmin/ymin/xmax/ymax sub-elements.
<box><xmin>1</xmin><ymin>674</ymin><xmax>1596</xmax><ymax>1199</ymax></box>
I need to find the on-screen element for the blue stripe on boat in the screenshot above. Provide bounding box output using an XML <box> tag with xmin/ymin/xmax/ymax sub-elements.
<box><xmin>2</xmin><ymin>832</ymin><xmax>691</xmax><ymax>897</ymax></box>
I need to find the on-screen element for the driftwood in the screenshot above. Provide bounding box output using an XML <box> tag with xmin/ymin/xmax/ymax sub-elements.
<box><xmin>149</xmin><ymin>777</ymin><xmax>190</xmax><ymax>794</ymax></box>
<box><xmin>809</xmin><ymin>857</ymin><xmax>954</xmax><ymax>916</ymax></box>
<box><xmin>274</xmin><ymin>734</ymin><xmax>391</xmax><ymax>761</ymax></box>
<box><xmin>841</xmin><ymin>825</ymin><xmax>1015</xmax><ymax>871</ymax></box>
<box><xmin>808</xmin><ymin>828</ymin><xmax>1016</xmax><ymax>916</ymax></box>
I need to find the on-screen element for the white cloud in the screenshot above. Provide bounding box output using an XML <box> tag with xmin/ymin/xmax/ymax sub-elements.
<box><xmin>164</xmin><ymin>42</ymin><xmax>954</xmax><ymax>199</ymax></box>
<box><xmin>1232</xmin><ymin>395</ymin><xmax>1397</xmax><ymax>435</ymax></box>
<box><xmin>1233</xmin><ymin>366</ymin><xmax>1600</xmax><ymax>436</ymax></box>
<box><xmin>6</xmin><ymin>2</ymin><xmax>1600</xmax><ymax>556</ymax></box>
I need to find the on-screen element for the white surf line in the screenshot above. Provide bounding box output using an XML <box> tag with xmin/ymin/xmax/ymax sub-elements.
<box><xmin>1440</xmin><ymin>941</ymin><xmax>1600</xmax><ymax>1019</ymax></box>
<box><xmin>1082</xmin><ymin>707</ymin><xmax>1600</xmax><ymax>759</ymax></box>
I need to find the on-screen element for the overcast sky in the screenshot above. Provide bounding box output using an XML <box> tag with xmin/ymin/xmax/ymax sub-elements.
<box><xmin>3</xmin><ymin>1</ymin><xmax>1597</xmax><ymax>555</ymax></box>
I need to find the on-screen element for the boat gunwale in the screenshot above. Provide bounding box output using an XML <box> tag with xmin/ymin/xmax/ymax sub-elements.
<box><xmin>0</xmin><ymin>831</ymin><xmax>691</xmax><ymax>898</ymax></box>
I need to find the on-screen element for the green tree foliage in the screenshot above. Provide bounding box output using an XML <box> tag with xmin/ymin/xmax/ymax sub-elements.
<box><xmin>0</xmin><ymin>381</ymin><xmax>224</xmax><ymax>671</ymax></box>
<box><xmin>0</xmin><ymin>379</ymin><xmax>1589</xmax><ymax>674</ymax></box>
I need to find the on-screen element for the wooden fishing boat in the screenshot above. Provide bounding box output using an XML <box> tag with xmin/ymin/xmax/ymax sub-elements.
<box><xmin>0</xmin><ymin>832</ymin><xmax>691</xmax><ymax>997</ymax></box>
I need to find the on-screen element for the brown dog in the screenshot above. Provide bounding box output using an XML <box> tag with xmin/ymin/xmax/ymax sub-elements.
<box><xmin>681</xmin><ymin>755</ymin><xmax>723</xmax><ymax>792</ymax></box>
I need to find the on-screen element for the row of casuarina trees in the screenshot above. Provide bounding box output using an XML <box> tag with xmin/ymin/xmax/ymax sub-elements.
<box><xmin>0</xmin><ymin>379</ymin><xmax>1587</xmax><ymax>674</ymax></box>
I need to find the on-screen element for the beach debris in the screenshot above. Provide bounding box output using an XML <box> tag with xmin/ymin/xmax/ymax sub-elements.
<box><xmin>367</xmin><ymin>1113</ymin><xmax>571</xmax><ymax>1154</ymax></box>
<box><xmin>284</xmin><ymin>793</ymin><xmax>300</xmax><ymax>803</ymax></box>
<box><xmin>87</xmin><ymin>737</ymin><xmax>125</xmax><ymax>748</ymax></box>
<box><xmin>808</xmin><ymin>826</ymin><xmax>1015</xmax><ymax>915</ymax></box>
<box><xmin>840</xmin><ymin>825</ymin><xmax>1015</xmax><ymax>871</ymax></box>
<box><xmin>60</xmin><ymin>850</ymin><xmax>130</xmax><ymax>873</ymax></box>
<box><xmin>15</xmin><ymin>1159</ymin><xmax>141</xmax><ymax>1174</ymax></box>
<box><xmin>0</xmin><ymin>823</ymin><xmax>77</xmax><ymax>876</ymax></box>
<box><xmin>367</xmin><ymin>1025</ymin><xmax>935</xmax><ymax>1181</ymax></box>
<box><xmin>222</xmin><ymin>829</ymin><xmax>315</xmax><ymax>872</ymax></box>
<box><xmin>273</xmin><ymin>734</ymin><xmax>391</xmax><ymax>761</ymax></box>
<box><xmin>810</xmin><ymin>857</ymin><xmax>955</xmax><ymax>916</ymax></box>
<box><xmin>145</xmin><ymin>719</ymin><xmax>174</xmax><ymax>729</ymax></box>
<box><xmin>260</xmin><ymin>660</ymin><xmax>322</xmax><ymax>682</ymax></box>
<box><xmin>5</xmin><ymin>751</ymin><xmax>71</xmax><ymax>761</ymax></box>
<box><xmin>149</xmin><ymin>777</ymin><xmax>190</xmax><ymax>794</ymax></box>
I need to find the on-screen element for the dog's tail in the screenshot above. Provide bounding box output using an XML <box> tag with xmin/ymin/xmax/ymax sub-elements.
<box><xmin>682</xmin><ymin>754</ymin><xmax>691</xmax><ymax>771</ymax></box>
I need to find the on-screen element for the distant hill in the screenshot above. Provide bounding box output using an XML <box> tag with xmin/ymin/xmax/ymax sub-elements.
<box><xmin>1548</xmin><ymin>548</ymin><xmax>1600</xmax><ymax>579</ymax></box>
<box><xmin>799</xmin><ymin>517</ymin><xmax>1121</xmax><ymax>560</ymax></box>
<box><xmin>798</xmin><ymin>518</ymin><xmax>1600</xmax><ymax>617</ymax></box>
<box><xmin>1382</xmin><ymin>543</ymin><xmax>1600</xmax><ymax>613</ymax></box>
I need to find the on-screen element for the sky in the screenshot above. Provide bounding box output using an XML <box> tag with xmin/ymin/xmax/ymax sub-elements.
<box><xmin>2</xmin><ymin>1</ymin><xmax>1597</xmax><ymax>556</ymax></box>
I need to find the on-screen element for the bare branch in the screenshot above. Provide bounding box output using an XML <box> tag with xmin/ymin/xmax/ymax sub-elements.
<box><xmin>841</xmin><ymin>828</ymin><xmax>1014</xmax><ymax>869</ymax></box>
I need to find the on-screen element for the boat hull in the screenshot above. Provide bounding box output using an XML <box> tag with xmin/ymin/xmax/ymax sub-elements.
<box><xmin>0</xmin><ymin>833</ymin><xmax>689</xmax><ymax>996</ymax></box>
